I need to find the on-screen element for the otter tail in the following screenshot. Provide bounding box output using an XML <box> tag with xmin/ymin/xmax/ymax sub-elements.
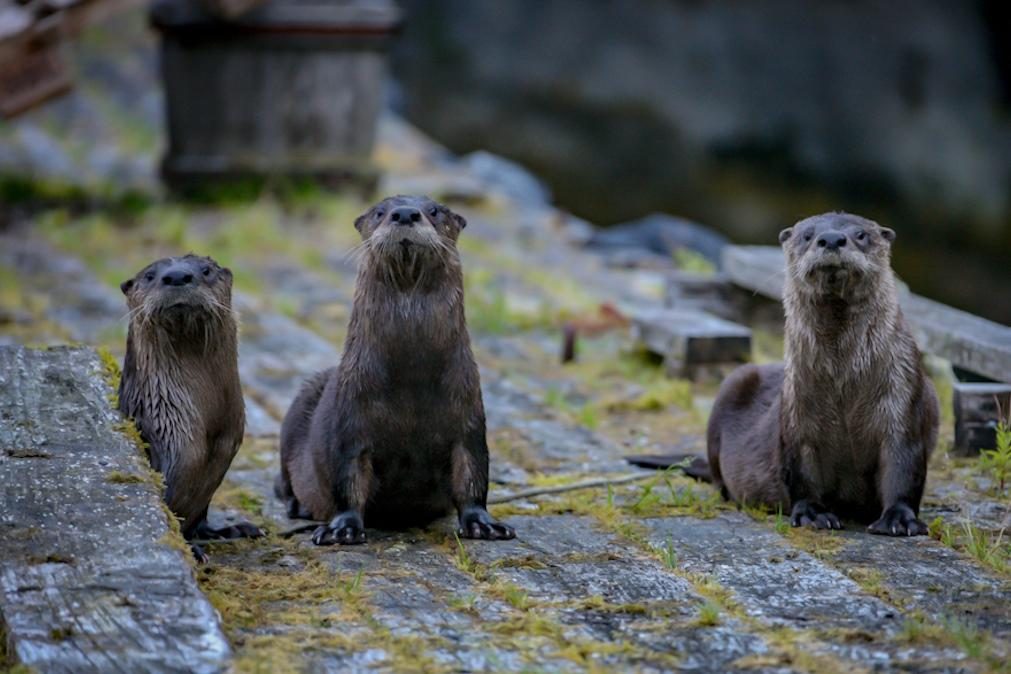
<box><xmin>624</xmin><ymin>454</ymin><xmax>713</xmax><ymax>483</ymax></box>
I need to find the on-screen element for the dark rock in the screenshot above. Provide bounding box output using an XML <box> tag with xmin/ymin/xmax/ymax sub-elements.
<box><xmin>586</xmin><ymin>214</ymin><xmax>729</xmax><ymax>268</ymax></box>
<box><xmin>462</xmin><ymin>150</ymin><xmax>552</xmax><ymax>206</ymax></box>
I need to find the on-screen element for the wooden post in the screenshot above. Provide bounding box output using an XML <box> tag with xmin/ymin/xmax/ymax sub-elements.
<box><xmin>150</xmin><ymin>0</ymin><xmax>401</xmax><ymax>193</ymax></box>
<box><xmin>953</xmin><ymin>382</ymin><xmax>1011</xmax><ymax>455</ymax></box>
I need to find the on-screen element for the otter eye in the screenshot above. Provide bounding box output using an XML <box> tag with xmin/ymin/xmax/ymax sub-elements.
<box><xmin>202</xmin><ymin>265</ymin><xmax>211</xmax><ymax>276</ymax></box>
<box><xmin>428</xmin><ymin>207</ymin><xmax>439</xmax><ymax>218</ymax></box>
<box><xmin>804</xmin><ymin>231</ymin><xmax>813</xmax><ymax>242</ymax></box>
<box><xmin>145</xmin><ymin>272</ymin><xmax>155</xmax><ymax>282</ymax></box>
<box><xmin>857</xmin><ymin>231</ymin><xmax>866</xmax><ymax>241</ymax></box>
<box><xmin>375</xmin><ymin>209</ymin><xmax>384</xmax><ymax>220</ymax></box>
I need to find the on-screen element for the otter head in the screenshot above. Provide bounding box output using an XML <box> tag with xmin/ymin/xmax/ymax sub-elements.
<box><xmin>353</xmin><ymin>195</ymin><xmax>467</xmax><ymax>286</ymax></box>
<box><xmin>779</xmin><ymin>212</ymin><xmax>895</xmax><ymax>302</ymax></box>
<box><xmin>121</xmin><ymin>254</ymin><xmax>234</xmax><ymax>341</ymax></box>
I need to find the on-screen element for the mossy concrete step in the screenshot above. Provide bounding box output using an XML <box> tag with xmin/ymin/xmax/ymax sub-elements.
<box><xmin>0</xmin><ymin>346</ymin><xmax>230</xmax><ymax>673</ymax></box>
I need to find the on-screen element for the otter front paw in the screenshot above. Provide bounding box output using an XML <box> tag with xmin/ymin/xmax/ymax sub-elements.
<box><xmin>790</xmin><ymin>500</ymin><xmax>843</xmax><ymax>530</ymax></box>
<box><xmin>312</xmin><ymin>512</ymin><xmax>366</xmax><ymax>546</ymax></box>
<box><xmin>458</xmin><ymin>507</ymin><xmax>515</xmax><ymax>540</ymax></box>
<box><xmin>868</xmin><ymin>504</ymin><xmax>927</xmax><ymax>537</ymax></box>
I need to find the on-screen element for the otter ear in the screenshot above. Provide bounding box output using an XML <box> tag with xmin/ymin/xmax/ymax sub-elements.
<box><xmin>879</xmin><ymin>227</ymin><xmax>896</xmax><ymax>242</ymax></box>
<box><xmin>778</xmin><ymin>227</ymin><xmax>793</xmax><ymax>245</ymax></box>
<box><xmin>452</xmin><ymin>213</ymin><xmax>467</xmax><ymax>230</ymax></box>
<box><xmin>354</xmin><ymin>212</ymin><xmax>368</xmax><ymax>233</ymax></box>
<box><xmin>120</xmin><ymin>279</ymin><xmax>134</xmax><ymax>295</ymax></box>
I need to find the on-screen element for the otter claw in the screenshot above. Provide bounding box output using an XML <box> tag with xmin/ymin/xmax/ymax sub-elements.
<box><xmin>868</xmin><ymin>504</ymin><xmax>927</xmax><ymax>537</ymax></box>
<box><xmin>191</xmin><ymin>544</ymin><xmax>209</xmax><ymax>564</ymax></box>
<box><xmin>790</xmin><ymin>501</ymin><xmax>843</xmax><ymax>531</ymax></box>
<box><xmin>312</xmin><ymin>512</ymin><xmax>367</xmax><ymax>546</ymax></box>
<box><xmin>458</xmin><ymin>507</ymin><xmax>515</xmax><ymax>541</ymax></box>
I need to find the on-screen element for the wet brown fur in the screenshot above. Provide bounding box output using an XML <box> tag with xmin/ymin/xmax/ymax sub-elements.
<box><xmin>708</xmin><ymin>212</ymin><xmax>939</xmax><ymax>535</ymax></box>
<box><xmin>119</xmin><ymin>254</ymin><xmax>254</xmax><ymax>548</ymax></box>
<box><xmin>276</xmin><ymin>195</ymin><xmax>515</xmax><ymax>544</ymax></box>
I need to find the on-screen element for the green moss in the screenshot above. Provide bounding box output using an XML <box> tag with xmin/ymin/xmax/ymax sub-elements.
<box><xmin>0</xmin><ymin>173</ymin><xmax>152</xmax><ymax>212</ymax></box>
<box><xmin>106</xmin><ymin>470</ymin><xmax>146</xmax><ymax>484</ymax></box>
<box><xmin>601</xmin><ymin>379</ymin><xmax>693</xmax><ymax>413</ymax></box>
<box><xmin>213</xmin><ymin>483</ymin><xmax>265</xmax><ymax>518</ymax></box>
<box><xmin>672</xmin><ymin>249</ymin><xmax>716</xmax><ymax>275</ymax></box>
<box><xmin>96</xmin><ymin>346</ymin><xmax>122</xmax><ymax>407</ymax></box>
<box><xmin>464</xmin><ymin>271</ymin><xmax>557</xmax><ymax>335</ymax></box>
<box><xmin>781</xmin><ymin>527</ymin><xmax>847</xmax><ymax>559</ymax></box>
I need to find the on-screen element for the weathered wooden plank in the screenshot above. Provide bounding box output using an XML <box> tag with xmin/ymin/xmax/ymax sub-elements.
<box><xmin>904</xmin><ymin>294</ymin><xmax>1011</xmax><ymax>385</ymax></box>
<box><xmin>722</xmin><ymin>245</ymin><xmax>1011</xmax><ymax>384</ymax></box>
<box><xmin>631</xmin><ymin>306</ymin><xmax>751</xmax><ymax>379</ymax></box>
<box><xmin>0</xmin><ymin>346</ymin><xmax>230</xmax><ymax>673</ymax></box>
<box><xmin>721</xmin><ymin>245</ymin><xmax>786</xmax><ymax>301</ymax></box>
<box><xmin>953</xmin><ymin>382</ymin><xmax>1011</xmax><ymax>454</ymax></box>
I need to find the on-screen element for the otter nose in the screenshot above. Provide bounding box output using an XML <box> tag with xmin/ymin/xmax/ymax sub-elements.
<box><xmin>162</xmin><ymin>269</ymin><xmax>194</xmax><ymax>286</ymax></box>
<box><xmin>816</xmin><ymin>231</ymin><xmax>847</xmax><ymax>251</ymax></box>
<box><xmin>390</xmin><ymin>207</ymin><xmax>421</xmax><ymax>226</ymax></box>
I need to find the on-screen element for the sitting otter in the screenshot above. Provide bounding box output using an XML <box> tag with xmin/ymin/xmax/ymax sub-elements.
<box><xmin>119</xmin><ymin>254</ymin><xmax>261</xmax><ymax>561</ymax></box>
<box><xmin>276</xmin><ymin>195</ymin><xmax>515</xmax><ymax>545</ymax></box>
<box><xmin>707</xmin><ymin>212</ymin><xmax>938</xmax><ymax>535</ymax></box>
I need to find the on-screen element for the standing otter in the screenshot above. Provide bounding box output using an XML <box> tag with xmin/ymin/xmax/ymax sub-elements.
<box><xmin>276</xmin><ymin>195</ymin><xmax>515</xmax><ymax>545</ymax></box>
<box><xmin>707</xmin><ymin>212</ymin><xmax>938</xmax><ymax>535</ymax></box>
<box><xmin>119</xmin><ymin>254</ymin><xmax>261</xmax><ymax>560</ymax></box>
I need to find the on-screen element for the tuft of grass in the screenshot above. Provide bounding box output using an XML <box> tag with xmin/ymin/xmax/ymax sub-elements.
<box><xmin>693</xmin><ymin>600</ymin><xmax>722</xmax><ymax>627</ymax></box>
<box><xmin>930</xmin><ymin>519</ymin><xmax>1009</xmax><ymax>576</ymax></box>
<box><xmin>896</xmin><ymin>612</ymin><xmax>935</xmax><ymax>645</ymax></box>
<box><xmin>943</xmin><ymin>616</ymin><xmax>988</xmax><ymax>660</ymax></box>
<box><xmin>541</xmin><ymin>387</ymin><xmax>600</xmax><ymax>430</ymax></box>
<box><xmin>577</xmin><ymin>403</ymin><xmax>599</xmax><ymax>430</ymax></box>
<box><xmin>451</xmin><ymin>532</ymin><xmax>486</xmax><ymax>580</ymax></box>
<box><xmin>340</xmin><ymin>569</ymin><xmax>365</xmax><ymax>597</ymax></box>
<box><xmin>979</xmin><ymin>407</ymin><xmax>1011</xmax><ymax>495</ymax></box>
<box><xmin>654</xmin><ymin>537</ymin><xmax>678</xmax><ymax>569</ymax></box>
<box><xmin>773</xmin><ymin>505</ymin><xmax>790</xmax><ymax>535</ymax></box>
<box><xmin>501</xmin><ymin>583</ymin><xmax>530</xmax><ymax>610</ymax></box>
<box><xmin>961</xmin><ymin>522</ymin><xmax>1008</xmax><ymax>574</ymax></box>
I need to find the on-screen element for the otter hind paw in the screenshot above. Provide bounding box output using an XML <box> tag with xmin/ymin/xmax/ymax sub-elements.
<box><xmin>790</xmin><ymin>500</ymin><xmax>843</xmax><ymax>530</ymax></box>
<box><xmin>868</xmin><ymin>504</ymin><xmax>927</xmax><ymax>537</ymax></box>
<box><xmin>193</xmin><ymin>519</ymin><xmax>264</xmax><ymax>540</ymax></box>
<box><xmin>458</xmin><ymin>507</ymin><xmax>516</xmax><ymax>541</ymax></box>
<box><xmin>312</xmin><ymin>512</ymin><xmax>367</xmax><ymax>546</ymax></box>
<box><xmin>285</xmin><ymin>496</ymin><xmax>313</xmax><ymax>521</ymax></box>
<box><xmin>191</xmin><ymin>544</ymin><xmax>209</xmax><ymax>564</ymax></box>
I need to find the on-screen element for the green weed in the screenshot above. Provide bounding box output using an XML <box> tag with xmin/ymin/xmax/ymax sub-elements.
<box><xmin>979</xmin><ymin>405</ymin><xmax>1011</xmax><ymax>495</ymax></box>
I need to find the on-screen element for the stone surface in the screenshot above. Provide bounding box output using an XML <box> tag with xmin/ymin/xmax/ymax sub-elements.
<box><xmin>0</xmin><ymin>346</ymin><xmax>230</xmax><ymax>673</ymax></box>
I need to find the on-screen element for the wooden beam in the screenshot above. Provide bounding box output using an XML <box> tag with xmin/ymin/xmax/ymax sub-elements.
<box><xmin>631</xmin><ymin>306</ymin><xmax>751</xmax><ymax>379</ymax></box>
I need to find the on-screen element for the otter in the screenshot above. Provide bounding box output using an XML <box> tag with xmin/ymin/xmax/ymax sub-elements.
<box><xmin>707</xmin><ymin>212</ymin><xmax>938</xmax><ymax>535</ymax></box>
<box><xmin>119</xmin><ymin>254</ymin><xmax>261</xmax><ymax>561</ymax></box>
<box><xmin>276</xmin><ymin>195</ymin><xmax>515</xmax><ymax>545</ymax></box>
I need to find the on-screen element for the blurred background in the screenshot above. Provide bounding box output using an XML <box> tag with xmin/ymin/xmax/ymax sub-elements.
<box><xmin>390</xmin><ymin>0</ymin><xmax>1011</xmax><ymax>322</ymax></box>
<box><xmin>1</xmin><ymin>0</ymin><xmax>1009</xmax><ymax>322</ymax></box>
